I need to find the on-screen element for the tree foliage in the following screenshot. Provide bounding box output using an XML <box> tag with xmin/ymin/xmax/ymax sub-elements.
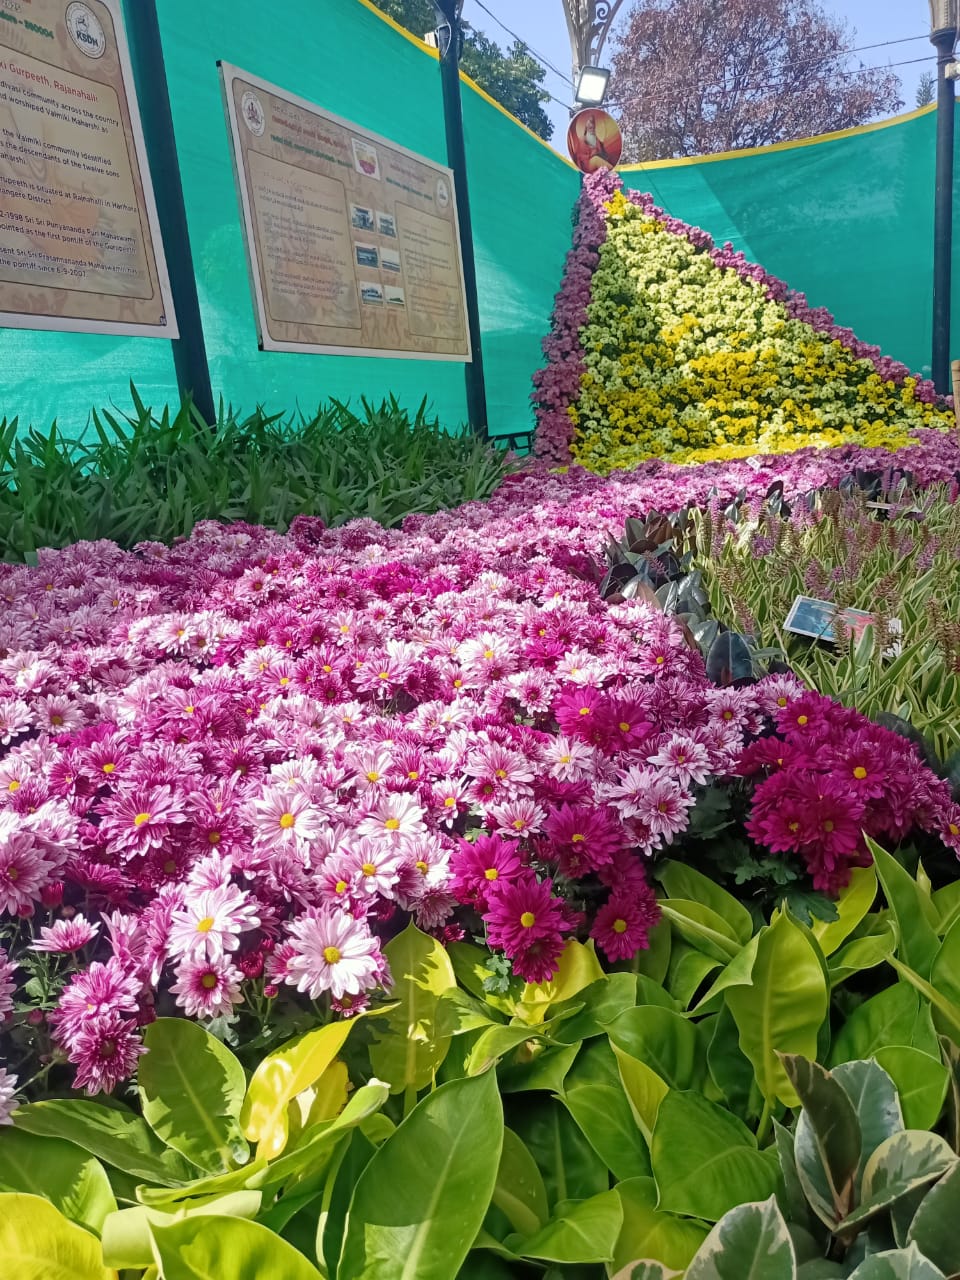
<box><xmin>916</xmin><ymin>71</ymin><xmax>936</xmax><ymax>109</ymax></box>
<box><xmin>609</xmin><ymin>0</ymin><xmax>903</xmax><ymax>161</ymax></box>
<box><xmin>375</xmin><ymin>0</ymin><xmax>554</xmax><ymax>139</ymax></box>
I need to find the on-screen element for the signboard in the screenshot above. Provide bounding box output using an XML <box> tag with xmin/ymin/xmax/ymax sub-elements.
<box><xmin>0</xmin><ymin>0</ymin><xmax>176</xmax><ymax>337</ymax></box>
<box><xmin>220</xmin><ymin>64</ymin><xmax>471</xmax><ymax>361</ymax></box>
<box><xmin>567</xmin><ymin>108</ymin><xmax>623</xmax><ymax>174</ymax></box>
<box><xmin>784</xmin><ymin>595</ymin><xmax>902</xmax><ymax>658</ymax></box>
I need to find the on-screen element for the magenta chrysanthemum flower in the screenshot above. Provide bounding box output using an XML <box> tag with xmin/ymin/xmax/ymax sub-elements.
<box><xmin>170</xmin><ymin>954</ymin><xmax>243</xmax><ymax>1019</ymax></box>
<box><xmin>0</xmin><ymin>815</ymin><xmax>53</xmax><ymax>916</ymax></box>
<box><xmin>646</xmin><ymin>734</ymin><xmax>712</xmax><ymax>787</ymax></box>
<box><xmin>283</xmin><ymin>907</ymin><xmax>383</xmax><ymax>1001</ymax></box>
<box><xmin>483</xmin><ymin>871</ymin><xmax>568</xmax><ymax>961</ymax></box>
<box><xmin>0</xmin><ymin>1067</ymin><xmax>19</xmax><ymax>1125</ymax></box>
<box><xmin>592</xmin><ymin>888</ymin><xmax>660</xmax><ymax>962</ymax></box>
<box><xmin>451</xmin><ymin>834</ymin><xmax>523</xmax><ymax>907</ymax></box>
<box><xmin>0</xmin><ymin>951</ymin><xmax>15</xmax><ymax>1019</ymax></box>
<box><xmin>69</xmin><ymin>1012</ymin><xmax>145</xmax><ymax>1095</ymax></box>
<box><xmin>30</xmin><ymin>912</ymin><xmax>100</xmax><ymax>953</ymax></box>
<box><xmin>53</xmin><ymin>958</ymin><xmax>142</xmax><ymax>1043</ymax></box>
<box><xmin>544</xmin><ymin>803</ymin><xmax>623</xmax><ymax>876</ymax></box>
<box><xmin>99</xmin><ymin>785</ymin><xmax>186</xmax><ymax>853</ymax></box>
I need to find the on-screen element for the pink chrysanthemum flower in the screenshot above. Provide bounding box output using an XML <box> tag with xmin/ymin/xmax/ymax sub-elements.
<box><xmin>356</xmin><ymin>793</ymin><xmax>426</xmax><ymax>845</ymax></box>
<box><xmin>0</xmin><ymin>951</ymin><xmax>15</xmax><ymax>1019</ymax></box>
<box><xmin>100</xmin><ymin>785</ymin><xmax>186</xmax><ymax>853</ymax></box>
<box><xmin>168</xmin><ymin>882</ymin><xmax>261</xmax><ymax>963</ymax></box>
<box><xmin>490</xmin><ymin>798</ymin><xmax>547</xmax><ymax>839</ymax></box>
<box><xmin>346</xmin><ymin>839</ymin><xmax>404</xmax><ymax>900</ymax></box>
<box><xmin>251</xmin><ymin>789</ymin><xmax>325</xmax><ymax>852</ymax></box>
<box><xmin>69</xmin><ymin>1012</ymin><xmax>145</xmax><ymax>1095</ymax></box>
<box><xmin>451</xmin><ymin>834</ymin><xmax>523</xmax><ymax>907</ymax></box>
<box><xmin>31</xmin><ymin>912</ymin><xmax>100</xmax><ymax>953</ymax></box>
<box><xmin>484</xmin><ymin>871</ymin><xmax>568</xmax><ymax>961</ymax></box>
<box><xmin>54</xmin><ymin>958</ymin><xmax>142</xmax><ymax>1043</ymax></box>
<box><xmin>283</xmin><ymin>908</ymin><xmax>383</xmax><ymax>1001</ymax></box>
<box><xmin>0</xmin><ymin>1068</ymin><xmax>19</xmax><ymax>1125</ymax></box>
<box><xmin>544</xmin><ymin>803</ymin><xmax>624</xmax><ymax>876</ymax></box>
<box><xmin>592</xmin><ymin>889</ymin><xmax>660</xmax><ymax>962</ymax></box>
<box><xmin>0</xmin><ymin>817</ymin><xmax>53</xmax><ymax>916</ymax></box>
<box><xmin>646</xmin><ymin>734</ymin><xmax>712</xmax><ymax>787</ymax></box>
<box><xmin>170</xmin><ymin>954</ymin><xmax>244</xmax><ymax>1019</ymax></box>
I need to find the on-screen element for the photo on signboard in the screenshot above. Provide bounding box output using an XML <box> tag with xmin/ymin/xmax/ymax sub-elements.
<box><xmin>385</xmin><ymin>286</ymin><xmax>405</xmax><ymax>306</ymax></box>
<box><xmin>352</xmin><ymin>138</ymin><xmax>381</xmax><ymax>180</ymax></box>
<box><xmin>350</xmin><ymin>204</ymin><xmax>375</xmax><ymax>232</ymax></box>
<box><xmin>377</xmin><ymin>210</ymin><xmax>397</xmax><ymax>238</ymax></box>
<box><xmin>355</xmin><ymin>243</ymin><xmax>380</xmax><ymax>270</ymax></box>
<box><xmin>380</xmin><ymin>248</ymin><xmax>401</xmax><ymax>274</ymax></box>
<box><xmin>360</xmin><ymin>282</ymin><xmax>384</xmax><ymax>305</ymax></box>
<box><xmin>784</xmin><ymin>595</ymin><xmax>902</xmax><ymax>657</ymax></box>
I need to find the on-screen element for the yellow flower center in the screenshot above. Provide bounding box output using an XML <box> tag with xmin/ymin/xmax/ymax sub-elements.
<box><xmin>797</xmin><ymin>715</ymin><xmax>808</xmax><ymax>726</ymax></box>
<box><xmin>50</xmin><ymin>714</ymin><xmax>64</xmax><ymax>726</ymax></box>
<box><xmin>196</xmin><ymin>916</ymin><xmax>215</xmax><ymax>933</ymax></box>
<box><xmin>950</xmin><ymin>824</ymin><xmax>960</xmax><ymax>837</ymax></box>
<box><xmin>102</xmin><ymin>762</ymin><xmax>115</xmax><ymax>774</ymax></box>
<box><xmin>133</xmin><ymin>812</ymin><xmax>151</xmax><ymax>827</ymax></box>
<box><xmin>323</xmin><ymin>946</ymin><xmax>342</xmax><ymax>965</ymax></box>
<box><xmin>520</xmin><ymin>911</ymin><xmax>536</xmax><ymax>928</ymax></box>
<box><xmin>200</xmin><ymin>972</ymin><xmax>219</xmax><ymax>990</ymax></box>
<box><xmin>279</xmin><ymin>812</ymin><xmax>295</xmax><ymax>829</ymax></box>
<box><xmin>416</xmin><ymin>860</ymin><xmax>429</xmax><ymax>873</ymax></box>
<box><xmin>619</xmin><ymin>722</ymin><xmax>630</xmax><ymax>732</ymax></box>
<box><xmin>163</xmin><ymin>859</ymin><xmax>177</xmax><ymax>875</ymax></box>
<box><xmin>208</xmin><ymin>831</ymin><xmax>221</xmax><ymax>845</ymax></box>
<box><xmin>512</xmin><ymin>819</ymin><xmax>525</xmax><ymax>830</ymax></box>
<box><xmin>366</xmin><ymin>771</ymin><xmax>380</xmax><ymax>782</ymax></box>
<box><xmin>361</xmin><ymin>862</ymin><xmax>377</xmax><ymax>876</ymax></box>
<box><xmin>853</xmin><ymin>766</ymin><xmax>868</xmax><ymax>780</ymax></box>
<box><xmin>335</xmin><ymin>880</ymin><xmax>348</xmax><ymax>894</ymax></box>
<box><xmin>571</xmin><ymin>833</ymin><xmax>585</xmax><ymax>843</ymax></box>
<box><xmin>483</xmin><ymin>649</ymin><xmax>495</xmax><ymax>660</ymax></box>
<box><xmin>484</xmin><ymin>867</ymin><xmax>499</xmax><ymax>881</ymax></box>
<box><xmin>408</xmin><ymin>771</ymin><xmax>419</xmax><ymax>780</ymax></box>
<box><xmin>7</xmin><ymin>781</ymin><xmax>19</xmax><ymax>792</ymax></box>
<box><xmin>7</xmin><ymin>867</ymin><xmax>18</xmax><ymax>882</ymax></box>
<box><xmin>183</xmin><ymin>705</ymin><xmax>195</xmax><ymax>715</ymax></box>
<box><xmin>578</xmin><ymin>707</ymin><xmax>591</xmax><ymax>716</ymax></box>
<box><xmin>613</xmin><ymin>918</ymin><xmax>628</xmax><ymax>934</ymax></box>
<box><xmin>824</xmin><ymin>820</ymin><xmax>835</xmax><ymax>832</ymax></box>
<box><xmin>777</xmin><ymin>697</ymin><xmax>788</xmax><ymax>707</ymax></box>
<box><xmin>443</xmin><ymin>797</ymin><xmax>456</xmax><ymax>808</ymax></box>
<box><xmin>722</xmin><ymin>711</ymin><xmax>733</xmax><ymax>721</ymax></box>
<box><xmin>378</xmin><ymin>672</ymin><xmax>389</xmax><ymax>681</ymax></box>
<box><xmin>789</xmin><ymin>822</ymin><xmax>800</xmax><ymax>833</ymax></box>
<box><xmin>385</xmin><ymin>818</ymin><xmax>400</xmax><ymax>831</ymax></box>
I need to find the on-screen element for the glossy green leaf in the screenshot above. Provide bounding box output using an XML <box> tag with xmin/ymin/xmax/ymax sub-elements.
<box><xmin>243</xmin><ymin>1009</ymin><xmax>380</xmax><ymax>1160</ymax></box>
<box><xmin>0</xmin><ymin>1193</ymin><xmax>114</xmax><ymax>1280</ymax></box>
<box><xmin>634</xmin><ymin>918</ymin><xmax>672</xmax><ymax>984</ymax></box>
<box><xmin>13</xmin><ymin>1099</ymin><xmax>194</xmax><ymax>1184</ymax></box>
<box><xmin>369</xmin><ymin>923</ymin><xmax>456</xmax><ymax>1092</ymax></box>
<box><xmin>685</xmin><ymin>1196</ymin><xmax>796</xmax><ymax>1280</ymax></box>
<box><xmin>651</xmin><ymin>1091</ymin><xmax>779</xmax><ymax>1222</ymax></box>
<box><xmin>151</xmin><ymin>1213</ymin><xmax>323</xmax><ymax>1278</ymax></box>
<box><xmin>611</xmin><ymin>1177</ymin><xmax>709</xmax><ymax>1274</ymax></box>
<box><xmin>610</xmin><ymin>1263</ymin><xmax>682</xmax><ymax>1280</ymax></box>
<box><xmin>707</xmin><ymin>1004</ymin><xmax>758</xmax><ymax>1115</ymax></box>
<box><xmin>465</xmin><ymin>1024</ymin><xmax>544</xmax><ymax>1075</ymax></box>
<box><xmin>839</xmin><ymin>1131</ymin><xmax>957</xmax><ymax>1234</ymax></box>
<box><xmin>102</xmin><ymin>1189</ymin><xmax>261</xmax><ymax>1269</ymax></box>
<box><xmin>812</xmin><ymin>868</ymin><xmax>878</xmax><ymax>957</ymax></box>
<box><xmin>658</xmin><ymin>861</ymin><xmax>754</xmax><ymax>944</ymax></box>
<box><xmin>499</xmin><ymin>1041</ymin><xmax>581</xmax><ymax>1094</ymax></box>
<box><xmin>847</xmin><ymin>1243</ymin><xmax>946</xmax><ymax>1279</ymax></box>
<box><xmin>774</xmin><ymin>1121</ymin><xmax>813</xmax><ymax>1231</ymax></box>
<box><xmin>874</xmin><ymin>1048</ymin><xmax>949</xmax><ymax>1131</ymax></box>
<box><xmin>832</xmin><ymin>1059</ymin><xmax>904</xmax><ymax>1182</ymax></box>
<box><xmin>889</xmin><ymin>959</ymin><xmax>960</xmax><ymax>1044</ymax></box>
<box><xmin>931</xmin><ymin>917</ymin><xmax>960</xmax><ymax>1008</ymax></box>
<box><xmin>932</xmin><ymin>881</ymin><xmax>960</xmax><ymax>936</ymax></box>
<box><xmin>338</xmin><ymin>1070</ymin><xmax>503</xmax><ymax>1279</ymax></box>
<box><xmin>906</xmin><ymin>1159</ymin><xmax>960</xmax><ymax>1273</ymax></box>
<box><xmin>612</xmin><ymin>1045</ymin><xmax>669</xmax><ymax>1142</ymax></box>
<box><xmin>506</xmin><ymin>1189</ymin><xmax>623</xmax><ymax>1264</ymax></box>
<box><xmin>783</xmin><ymin>1056</ymin><xmax>861</xmax><ymax>1228</ymax></box>
<box><xmin>139</xmin><ymin>1018</ymin><xmax>247</xmax><ymax>1174</ymax></box>
<box><xmin>940</xmin><ymin>1036</ymin><xmax>960</xmax><ymax>1155</ymax></box>
<box><xmin>508</xmin><ymin>1095</ymin><xmax>609</xmax><ymax>1209</ymax></box>
<box><xmin>869</xmin><ymin>839</ymin><xmax>941</xmax><ymax>980</ymax></box>
<box><xmin>830</xmin><ymin>985</ymin><xmax>932</xmax><ymax>1068</ymax></box>
<box><xmin>491</xmin><ymin>1127</ymin><xmax>549</xmax><ymax>1237</ymax></box>
<box><xmin>828</xmin><ymin>925</ymin><xmax>897</xmax><ymax>986</ymax></box>
<box><xmin>660</xmin><ymin>901</ymin><xmax>741</xmax><ymax>963</ymax></box>
<box><xmin>550</xmin><ymin>972</ymin><xmax>639</xmax><ymax>1043</ymax></box>
<box><xmin>0</xmin><ymin>1128</ymin><xmax>116</xmax><ymax>1234</ymax></box>
<box><xmin>666</xmin><ymin>943</ymin><xmax>722</xmax><ymax>1010</ymax></box>
<box><xmin>606</xmin><ymin>1006</ymin><xmax>701</xmax><ymax>1091</ymax></box>
<box><xmin>563</xmin><ymin>1082</ymin><xmax>651</xmax><ymax>1181</ymax></box>
<box><xmin>727</xmin><ymin>911</ymin><xmax>829</xmax><ymax>1108</ymax></box>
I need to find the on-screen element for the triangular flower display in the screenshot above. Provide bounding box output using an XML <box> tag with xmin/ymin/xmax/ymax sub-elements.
<box><xmin>533</xmin><ymin>170</ymin><xmax>953</xmax><ymax>471</ymax></box>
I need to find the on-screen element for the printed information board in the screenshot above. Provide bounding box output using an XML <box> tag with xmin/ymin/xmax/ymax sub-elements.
<box><xmin>0</xmin><ymin>0</ymin><xmax>176</xmax><ymax>337</ymax></box>
<box><xmin>220</xmin><ymin>63</ymin><xmax>471</xmax><ymax>361</ymax></box>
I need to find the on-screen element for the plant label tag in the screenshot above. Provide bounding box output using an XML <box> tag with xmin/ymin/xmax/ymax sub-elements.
<box><xmin>783</xmin><ymin>596</ymin><xmax>902</xmax><ymax>658</ymax></box>
<box><xmin>744</xmin><ymin>455</ymin><xmax>764</xmax><ymax>472</ymax></box>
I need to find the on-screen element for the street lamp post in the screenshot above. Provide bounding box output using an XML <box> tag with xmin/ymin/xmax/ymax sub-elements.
<box><xmin>930</xmin><ymin>0</ymin><xmax>958</xmax><ymax>395</ymax></box>
<box><xmin>432</xmin><ymin>0</ymin><xmax>488</xmax><ymax>439</ymax></box>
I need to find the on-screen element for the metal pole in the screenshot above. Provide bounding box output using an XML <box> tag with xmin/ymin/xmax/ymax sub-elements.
<box><xmin>122</xmin><ymin>0</ymin><xmax>216</xmax><ymax>424</ymax></box>
<box><xmin>434</xmin><ymin>1</ymin><xmax>489</xmax><ymax>438</ymax></box>
<box><xmin>932</xmin><ymin>28</ymin><xmax>956</xmax><ymax>395</ymax></box>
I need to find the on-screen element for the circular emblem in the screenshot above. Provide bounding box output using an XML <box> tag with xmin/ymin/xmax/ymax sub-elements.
<box><xmin>65</xmin><ymin>3</ymin><xmax>106</xmax><ymax>58</ymax></box>
<box><xmin>567</xmin><ymin>109</ymin><xmax>623</xmax><ymax>173</ymax></box>
<box><xmin>241</xmin><ymin>91</ymin><xmax>266</xmax><ymax>137</ymax></box>
<box><xmin>436</xmin><ymin>177</ymin><xmax>450</xmax><ymax>211</ymax></box>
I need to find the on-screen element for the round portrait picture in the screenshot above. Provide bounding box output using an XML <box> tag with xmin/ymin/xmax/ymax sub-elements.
<box><xmin>567</xmin><ymin>109</ymin><xmax>623</xmax><ymax>174</ymax></box>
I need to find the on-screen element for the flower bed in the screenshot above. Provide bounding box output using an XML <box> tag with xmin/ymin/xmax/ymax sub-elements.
<box><xmin>533</xmin><ymin>171</ymin><xmax>955</xmax><ymax>471</ymax></box>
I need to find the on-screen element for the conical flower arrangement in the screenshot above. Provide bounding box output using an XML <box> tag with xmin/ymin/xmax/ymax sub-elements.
<box><xmin>534</xmin><ymin>170</ymin><xmax>954</xmax><ymax>472</ymax></box>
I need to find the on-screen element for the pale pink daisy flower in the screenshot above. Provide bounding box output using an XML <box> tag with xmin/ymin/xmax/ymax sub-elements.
<box><xmin>0</xmin><ymin>1068</ymin><xmax>19</xmax><ymax>1125</ymax></box>
<box><xmin>69</xmin><ymin>1013</ymin><xmax>145</xmax><ymax>1095</ymax></box>
<box><xmin>554</xmin><ymin>650</ymin><xmax>605</xmax><ymax>686</ymax></box>
<box><xmin>31</xmin><ymin>913</ymin><xmax>99</xmax><ymax>953</ymax></box>
<box><xmin>429</xmin><ymin>777</ymin><xmax>470</xmax><ymax>828</ymax></box>
<box><xmin>54</xmin><ymin>958</ymin><xmax>142</xmax><ymax>1042</ymax></box>
<box><xmin>602</xmin><ymin>765</ymin><xmax>663</xmax><ymax>820</ymax></box>
<box><xmin>629</xmin><ymin>775</ymin><xmax>697</xmax><ymax>841</ymax></box>
<box><xmin>35</xmin><ymin>694</ymin><xmax>85</xmax><ymax>735</ymax></box>
<box><xmin>544</xmin><ymin>735</ymin><xmax>595</xmax><ymax>781</ymax></box>
<box><xmin>284</xmin><ymin>908</ymin><xmax>383</xmax><ymax>1001</ymax></box>
<box><xmin>170</xmin><ymin>954</ymin><xmax>244</xmax><ymax>1019</ymax></box>
<box><xmin>346</xmin><ymin>838</ymin><xmax>404</xmax><ymax>899</ymax></box>
<box><xmin>357</xmin><ymin>792</ymin><xmax>426</xmax><ymax>844</ymax></box>
<box><xmin>100</xmin><ymin>785</ymin><xmax>186</xmax><ymax>854</ymax></box>
<box><xmin>348</xmin><ymin>747</ymin><xmax>395</xmax><ymax>792</ymax></box>
<box><xmin>0</xmin><ymin>951</ymin><xmax>15</xmax><ymax>1019</ymax></box>
<box><xmin>186</xmin><ymin>852</ymin><xmax>235</xmax><ymax>891</ymax></box>
<box><xmin>167</xmin><ymin>883</ymin><xmax>261</xmax><ymax>963</ymax></box>
<box><xmin>490</xmin><ymin>798</ymin><xmax>547</xmax><ymax>839</ymax></box>
<box><xmin>269</xmin><ymin>758</ymin><xmax>322</xmax><ymax>793</ymax></box>
<box><xmin>0</xmin><ymin>697</ymin><xmax>32</xmax><ymax>746</ymax></box>
<box><xmin>0</xmin><ymin>816</ymin><xmax>53</xmax><ymax>916</ymax></box>
<box><xmin>251</xmin><ymin>790</ymin><xmax>325</xmax><ymax>852</ymax></box>
<box><xmin>647</xmin><ymin>734</ymin><xmax>712</xmax><ymax>787</ymax></box>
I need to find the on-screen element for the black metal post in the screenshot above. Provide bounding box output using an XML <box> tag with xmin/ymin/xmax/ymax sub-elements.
<box><xmin>122</xmin><ymin>0</ymin><xmax>216</xmax><ymax>424</ymax></box>
<box><xmin>932</xmin><ymin>27</ymin><xmax>956</xmax><ymax>395</ymax></box>
<box><xmin>434</xmin><ymin>1</ymin><xmax>489</xmax><ymax>439</ymax></box>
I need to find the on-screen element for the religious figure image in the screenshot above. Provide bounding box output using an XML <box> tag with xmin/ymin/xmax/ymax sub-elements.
<box><xmin>567</xmin><ymin>108</ymin><xmax>623</xmax><ymax>173</ymax></box>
